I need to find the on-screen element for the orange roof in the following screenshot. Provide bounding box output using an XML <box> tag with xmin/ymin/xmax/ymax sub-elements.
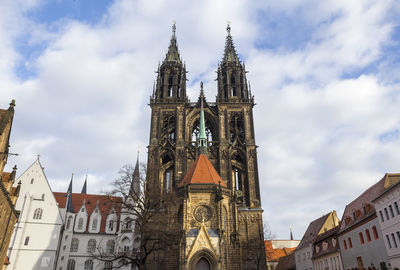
<box><xmin>265</xmin><ymin>240</ymin><xmax>296</xmax><ymax>262</ymax></box>
<box><xmin>4</xmin><ymin>256</ymin><xmax>10</xmax><ymax>265</ymax></box>
<box><xmin>54</xmin><ymin>192</ymin><xmax>122</xmax><ymax>233</ymax></box>
<box><xmin>178</xmin><ymin>154</ymin><xmax>226</xmax><ymax>187</ymax></box>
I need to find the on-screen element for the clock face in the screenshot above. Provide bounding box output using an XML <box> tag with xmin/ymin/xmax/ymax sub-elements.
<box><xmin>194</xmin><ymin>205</ymin><xmax>212</xmax><ymax>223</ymax></box>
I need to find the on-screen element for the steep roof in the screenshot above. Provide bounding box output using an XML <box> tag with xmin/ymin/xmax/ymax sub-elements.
<box><xmin>178</xmin><ymin>154</ymin><xmax>226</xmax><ymax>187</ymax></box>
<box><xmin>265</xmin><ymin>240</ymin><xmax>296</xmax><ymax>262</ymax></box>
<box><xmin>297</xmin><ymin>212</ymin><xmax>331</xmax><ymax>250</ymax></box>
<box><xmin>339</xmin><ymin>175</ymin><xmax>386</xmax><ymax>233</ymax></box>
<box><xmin>54</xmin><ymin>192</ymin><xmax>122</xmax><ymax>233</ymax></box>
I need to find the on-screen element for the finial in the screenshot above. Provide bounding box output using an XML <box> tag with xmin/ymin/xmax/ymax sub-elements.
<box><xmin>172</xmin><ymin>21</ymin><xmax>176</xmax><ymax>36</ymax></box>
<box><xmin>9</xmin><ymin>99</ymin><xmax>16</xmax><ymax>107</ymax></box>
<box><xmin>37</xmin><ymin>154</ymin><xmax>40</xmax><ymax>160</ymax></box>
<box><xmin>227</xmin><ymin>21</ymin><xmax>231</xmax><ymax>35</ymax></box>
<box><xmin>200</xmin><ymin>82</ymin><xmax>204</xmax><ymax>96</ymax></box>
<box><xmin>12</xmin><ymin>165</ymin><xmax>17</xmax><ymax>171</ymax></box>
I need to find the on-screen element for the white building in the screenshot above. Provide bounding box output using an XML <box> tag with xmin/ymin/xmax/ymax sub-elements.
<box><xmin>295</xmin><ymin>211</ymin><xmax>340</xmax><ymax>270</ymax></box>
<box><xmin>7</xmin><ymin>158</ymin><xmax>63</xmax><ymax>270</ymax></box>
<box><xmin>373</xmin><ymin>173</ymin><xmax>400</xmax><ymax>268</ymax></box>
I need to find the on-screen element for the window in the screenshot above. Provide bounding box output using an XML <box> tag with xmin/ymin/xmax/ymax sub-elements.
<box><xmin>70</xmin><ymin>238</ymin><xmax>79</xmax><ymax>252</ymax></box>
<box><xmin>104</xmin><ymin>261</ymin><xmax>112</xmax><ymax>270</ymax></box>
<box><xmin>77</xmin><ymin>218</ymin><xmax>84</xmax><ymax>230</ymax></box>
<box><xmin>395</xmin><ymin>202</ymin><xmax>400</xmax><ymax>215</ymax></box>
<box><xmin>24</xmin><ymin>236</ymin><xmax>30</xmax><ymax>245</ymax></box>
<box><xmin>387</xmin><ymin>235</ymin><xmax>392</xmax><ymax>248</ymax></box>
<box><xmin>384</xmin><ymin>208</ymin><xmax>390</xmax><ymax>220</ymax></box>
<box><xmin>33</xmin><ymin>208</ymin><xmax>43</xmax><ymax>219</ymax></box>
<box><xmin>108</xmin><ymin>219</ymin><xmax>113</xmax><ymax>231</ymax></box>
<box><xmin>124</xmin><ymin>218</ymin><xmax>132</xmax><ymax>230</ymax></box>
<box><xmin>343</xmin><ymin>239</ymin><xmax>347</xmax><ymax>250</ymax></box>
<box><xmin>91</xmin><ymin>218</ymin><xmax>98</xmax><ymax>231</ymax></box>
<box><xmin>30</xmin><ymin>178</ymin><xmax>34</xmax><ymax>184</ymax></box>
<box><xmin>365</xmin><ymin>229</ymin><xmax>371</xmax><ymax>242</ymax></box>
<box><xmin>389</xmin><ymin>205</ymin><xmax>395</xmax><ymax>218</ymax></box>
<box><xmin>397</xmin><ymin>231</ymin><xmax>400</xmax><ymax>243</ymax></box>
<box><xmin>66</xmin><ymin>216</ymin><xmax>73</xmax><ymax>230</ymax></box>
<box><xmin>379</xmin><ymin>210</ymin><xmax>384</xmax><ymax>222</ymax></box>
<box><xmin>87</xmin><ymin>239</ymin><xmax>96</xmax><ymax>253</ymax></box>
<box><xmin>67</xmin><ymin>259</ymin><xmax>75</xmax><ymax>270</ymax></box>
<box><xmin>84</xmin><ymin>260</ymin><xmax>93</xmax><ymax>270</ymax></box>
<box><xmin>359</xmin><ymin>232</ymin><xmax>365</xmax><ymax>244</ymax></box>
<box><xmin>392</xmin><ymin>233</ymin><xmax>398</xmax><ymax>248</ymax></box>
<box><xmin>106</xmin><ymin>240</ymin><xmax>115</xmax><ymax>253</ymax></box>
<box><xmin>372</xmin><ymin>226</ymin><xmax>379</xmax><ymax>239</ymax></box>
<box><xmin>348</xmin><ymin>237</ymin><xmax>352</xmax><ymax>248</ymax></box>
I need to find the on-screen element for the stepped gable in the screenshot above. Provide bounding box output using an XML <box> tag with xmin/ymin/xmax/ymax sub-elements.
<box><xmin>339</xmin><ymin>175</ymin><xmax>386</xmax><ymax>233</ymax></box>
<box><xmin>178</xmin><ymin>154</ymin><xmax>227</xmax><ymax>187</ymax></box>
<box><xmin>297</xmin><ymin>212</ymin><xmax>331</xmax><ymax>250</ymax></box>
<box><xmin>54</xmin><ymin>192</ymin><xmax>122</xmax><ymax>233</ymax></box>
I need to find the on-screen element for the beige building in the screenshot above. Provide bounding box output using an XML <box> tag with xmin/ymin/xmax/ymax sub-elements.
<box><xmin>0</xmin><ymin>100</ymin><xmax>20</xmax><ymax>270</ymax></box>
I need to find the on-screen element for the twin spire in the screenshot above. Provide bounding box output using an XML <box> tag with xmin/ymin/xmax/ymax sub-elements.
<box><xmin>164</xmin><ymin>22</ymin><xmax>182</xmax><ymax>64</ymax></box>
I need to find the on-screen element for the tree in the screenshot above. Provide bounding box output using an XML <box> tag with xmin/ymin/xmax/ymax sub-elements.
<box><xmin>93</xmin><ymin>163</ymin><xmax>181</xmax><ymax>270</ymax></box>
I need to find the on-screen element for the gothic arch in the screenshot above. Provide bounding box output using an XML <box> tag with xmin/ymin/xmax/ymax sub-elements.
<box><xmin>160</xmin><ymin>151</ymin><xmax>175</xmax><ymax>193</ymax></box>
<box><xmin>186</xmin><ymin>109</ymin><xmax>218</xmax><ymax>144</ymax></box>
<box><xmin>188</xmin><ymin>249</ymin><xmax>218</xmax><ymax>270</ymax></box>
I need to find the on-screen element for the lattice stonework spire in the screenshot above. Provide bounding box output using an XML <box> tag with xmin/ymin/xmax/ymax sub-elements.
<box><xmin>197</xmin><ymin>82</ymin><xmax>207</xmax><ymax>154</ymax></box>
<box><xmin>164</xmin><ymin>22</ymin><xmax>182</xmax><ymax>64</ymax></box>
<box><xmin>222</xmin><ymin>23</ymin><xmax>240</xmax><ymax>64</ymax></box>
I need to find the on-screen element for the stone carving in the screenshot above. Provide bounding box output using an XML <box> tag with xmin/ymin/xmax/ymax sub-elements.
<box><xmin>194</xmin><ymin>205</ymin><xmax>212</xmax><ymax>223</ymax></box>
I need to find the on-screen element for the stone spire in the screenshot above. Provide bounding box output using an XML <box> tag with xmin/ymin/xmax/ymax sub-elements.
<box><xmin>197</xmin><ymin>82</ymin><xmax>207</xmax><ymax>154</ymax></box>
<box><xmin>129</xmin><ymin>154</ymin><xmax>140</xmax><ymax>197</ymax></box>
<box><xmin>164</xmin><ymin>22</ymin><xmax>182</xmax><ymax>64</ymax></box>
<box><xmin>81</xmin><ymin>174</ymin><xmax>87</xmax><ymax>194</ymax></box>
<box><xmin>222</xmin><ymin>23</ymin><xmax>240</xmax><ymax>64</ymax></box>
<box><xmin>66</xmin><ymin>174</ymin><xmax>74</xmax><ymax>213</ymax></box>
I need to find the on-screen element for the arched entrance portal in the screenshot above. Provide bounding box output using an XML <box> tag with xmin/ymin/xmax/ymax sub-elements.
<box><xmin>196</xmin><ymin>258</ymin><xmax>210</xmax><ymax>270</ymax></box>
<box><xmin>189</xmin><ymin>249</ymin><xmax>217</xmax><ymax>270</ymax></box>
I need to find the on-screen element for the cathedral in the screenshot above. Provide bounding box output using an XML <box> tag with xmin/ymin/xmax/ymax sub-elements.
<box><xmin>144</xmin><ymin>24</ymin><xmax>267</xmax><ymax>270</ymax></box>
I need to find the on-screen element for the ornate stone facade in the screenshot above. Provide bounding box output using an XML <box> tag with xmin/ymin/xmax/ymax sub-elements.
<box><xmin>0</xmin><ymin>100</ymin><xmax>19</xmax><ymax>270</ymax></box>
<box><xmin>145</xmin><ymin>24</ymin><xmax>266</xmax><ymax>270</ymax></box>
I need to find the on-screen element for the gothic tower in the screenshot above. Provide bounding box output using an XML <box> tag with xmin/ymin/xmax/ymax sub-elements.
<box><xmin>146</xmin><ymin>24</ymin><xmax>266</xmax><ymax>270</ymax></box>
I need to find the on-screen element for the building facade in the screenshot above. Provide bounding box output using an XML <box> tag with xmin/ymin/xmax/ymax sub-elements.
<box><xmin>265</xmin><ymin>240</ymin><xmax>299</xmax><ymax>270</ymax></box>
<box><xmin>7</xmin><ymin>158</ymin><xmax>63</xmax><ymax>270</ymax></box>
<box><xmin>373</xmin><ymin>174</ymin><xmax>400</xmax><ymax>268</ymax></box>
<box><xmin>338</xmin><ymin>176</ymin><xmax>389</xmax><ymax>270</ymax></box>
<box><xmin>312</xmin><ymin>226</ymin><xmax>343</xmax><ymax>270</ymax></box>
<box><xmin>295</xmin><ymin>211</ymin><xmax>340</xmax><ymax>270</ymax></box>
<box><xmin>145</xmin><ymin>24</ymin><xmax>266</xmax><ymax>269</ymax></box>
<box><xmin>0</xmin><ymin>100</ymin><xmax>20</xmax><ymax>270</ymax></box>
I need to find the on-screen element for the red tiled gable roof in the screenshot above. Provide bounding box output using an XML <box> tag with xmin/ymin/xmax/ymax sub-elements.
<box><xmin>265</xmin><ymin>240</ymin><xmax>296</xmax><ymax>262</ymax></box>
<box><xmin>339</xmin><ymin>175</ymin><xmax>386</xmax><ymax>233</ymax></box>
<box><xmin>297</xmin><ymin>212</ymin><xmax>331</xmax><ymax>250</ymax></box>
<box><xmin>178</xmin><ymin>154</ymin><xmax>227</xmax><ymax>187</ymax></box>
<box><xmin>54</xmin><ymin>192</ymin><xmax>122</xmax><ymax>233</ymax></box>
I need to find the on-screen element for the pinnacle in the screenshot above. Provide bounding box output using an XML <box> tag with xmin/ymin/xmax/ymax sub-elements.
<box><xmin>222</xmin><ymin>24</ymin><xmax>240</xmax><ymax>64</ymax></box>
<box><xmin>164</xmin><ymin>23</ymin><xmax>182</xmax><ymax>64</ymax></box>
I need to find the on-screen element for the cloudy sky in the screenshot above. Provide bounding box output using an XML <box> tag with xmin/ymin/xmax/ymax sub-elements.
<box><xmin>1</xmin><ymin>0</ymin><xmax>400</xmax><ymax>239</ymax></box>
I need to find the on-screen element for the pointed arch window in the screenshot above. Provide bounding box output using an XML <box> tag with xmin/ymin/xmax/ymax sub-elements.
<box><xmin>168</xmin><ymin>76</ymin><xmax>173</xmax><ymax>97</ymax></box>
<box><xmin>91</xmin><ymin>218</ymin><xmax>98</xmax><ymax>231</ymax></box>
<box><xmin>66</xmin><ymin>216</ymin><xmax>73</xmax><ymax>230</ymax></box>
<box><xmin>33</xmin><ymin>208</ymin><xmax>43</xmax><ymax>219</ymax></box>
<box><xmin>67</xmin><ymin>259</ymin><xmax>76</xmax><ymax>270</ymax></box>
<box><xmin>84</xmin><ymin>260</ymin><xmax>93</xmax><ymax>270</ymax></box>
<box><xmin>230</xmin><ymin>75</ymin><xmax>236</xmax><ymax>96</ymax></box>
<box><xmin>106</xmin><ymin>240</ymin><xmax>115</xmax><ymax>253</ymax></box>
<box><xmin>77</xmin><ymin>218</ymin><xmax>84</xmax><ymax>230</ymax></box>
<box><xmin>87</xmin><ymin>239</ymin><xmax>96</xmax><ymax>253</ymax></box>
<box><xmin>70</xmin><ymin>238</ymin><xmax>79</xmax><ymax>252</ymax></box>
